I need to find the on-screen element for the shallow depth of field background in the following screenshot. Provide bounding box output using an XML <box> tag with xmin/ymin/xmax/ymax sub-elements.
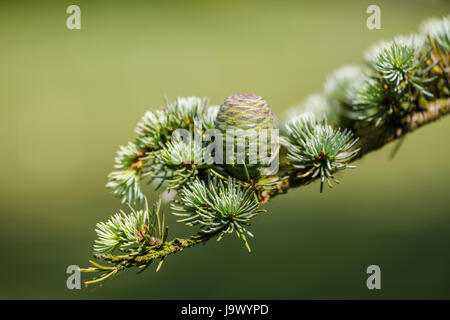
<box><xmin>1</xmin><ymin>0</ymin><xmax>450</xmax><ymax>299</ymax></box>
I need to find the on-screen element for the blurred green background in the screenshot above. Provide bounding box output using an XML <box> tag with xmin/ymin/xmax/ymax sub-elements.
<box><xmin>1</xmin><ymin>0</ymin><xmax>450</xmax><ymax>299</ymax></box>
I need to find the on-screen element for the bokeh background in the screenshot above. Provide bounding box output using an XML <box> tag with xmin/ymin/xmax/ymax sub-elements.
<box><xmin>1</xmin><ymin>0</ymin><xmax>450</xmax><ymax>299</ymax></box>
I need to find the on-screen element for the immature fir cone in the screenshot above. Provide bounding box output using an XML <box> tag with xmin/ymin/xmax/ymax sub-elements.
<box><xmin>216</xmin><ymin>94</ymin><xmax>277</xmax><ymax>180</ymax></box>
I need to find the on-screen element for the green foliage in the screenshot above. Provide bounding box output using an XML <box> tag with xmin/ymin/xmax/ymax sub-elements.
<box><xmin>158</xmin><ymin>140</ymin><xmax>204</xmax><ymax>167</ymax></box>
<box><xmin>94</xmin><ymin>201</ymin><xmax>165</xmax><ymax>254</ymax></box>
<box><xmin>106</xmin><ymin>142</ymin><xmax>145</xmax><ymax>204</ymax></box>
<box><xmin>136</xmin><ymin>96</ymin><xmax>210</xmax><ymax>150</ymax></box>
<box><xmin>421</xmin><ymin>16</ymin><xmax>450</xmax><ymax>53</ymax></box>
<box><xmin>351</xmin><ymin>78</ymin><xmax>394</xmax><ymax>125</ymax></box>
<box><xmin>374</xmin><ymin>41</ymin><xmax>435</xmax><ymax>97</ymax></box>
<box><xmin>421</xmin><ymin>16</ymin><xmax>450</xmax><ymax>95</ymax></box>
<box><xmin>296</xmin><ymin>17</ymin><xmax>450</xmax><ymax>127</ymax></box>
<box><xmin>351</xmin><ymin>38</ymin><xmax>437</xmax><ymax>125</ymax></box>
<box><xmin>286</xmin><ymin>113</ymin><xmax>359</xmax><ymax>192</ymax></box>
<box><xmin>135</xmin><ymin>109</ymin><xmax>170</xmax><ymax>150</ymax></box>
<box><xmin>364</xmin><ymin>40</ymin><xmax>392</xmax><ymax>66</ymax></box>
<box><xmin>202</xmin><ymin>105</ymin><xmax>220</xmax><ymax>130</ymax></box>
<box><xmin>106</xmin><ymin>97</ymin><xmax>218</xmax><ymax>204</ymax></box>
<box><xmin>171</xmin><ymin>175</ymin><xmax>264</xmax><ymax>251</ymax></box>
<box><xmin>155</xmin><ymin>140</ymin><xmax>206</xmax><ymax>189</ymax></box>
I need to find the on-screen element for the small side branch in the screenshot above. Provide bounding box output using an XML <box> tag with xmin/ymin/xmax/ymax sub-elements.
<box><xmin>355</xmin><ymin>98</ymin><xmax>450</xmax><ymax>157</ymax></box>
<box><xmin>81</xmin><ymin>231</ymin><xmax>219</xmax><ymax>285</ymax></box>
<box><xmin>259</xmin><ymin>98</ymin><xmax>450</xmax><ymax>200</ymax></box>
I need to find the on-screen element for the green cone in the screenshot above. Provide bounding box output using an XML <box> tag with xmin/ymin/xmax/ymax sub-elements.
<box><xmin>215</xmin><ymin>94</ymin><xmax>277</xmax><ymax>180</ymax></box>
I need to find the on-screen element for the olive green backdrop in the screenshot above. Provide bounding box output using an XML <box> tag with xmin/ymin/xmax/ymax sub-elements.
<box><xmin>1</xmin><ymin>0</ymin><xmax>449</xmax><ymax>299</ymax></box>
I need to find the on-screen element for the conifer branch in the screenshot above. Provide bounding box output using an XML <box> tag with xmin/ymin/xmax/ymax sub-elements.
<box><xmin>260</xmin><ymin>97</ymin><xmax>450</xmax><ymax>201</ymax></box>
<box><xmin>80</xmin><ymin>16</ymin><xmax>450</xmax><ymax>286</ymax></box>
<box><xmin>92</xmin><ymin>231</ymin><xmax>220</xmax><ymax>267</ymax></box>
<box><xmin>81</xmin><ymin>231</ymin><xmax>221</xmax><ymax>285</ymax></box>
<box><xmin>354</xmin><ymin>97</ymin><xmax>450</xmax><ymax>156</ymax></box>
